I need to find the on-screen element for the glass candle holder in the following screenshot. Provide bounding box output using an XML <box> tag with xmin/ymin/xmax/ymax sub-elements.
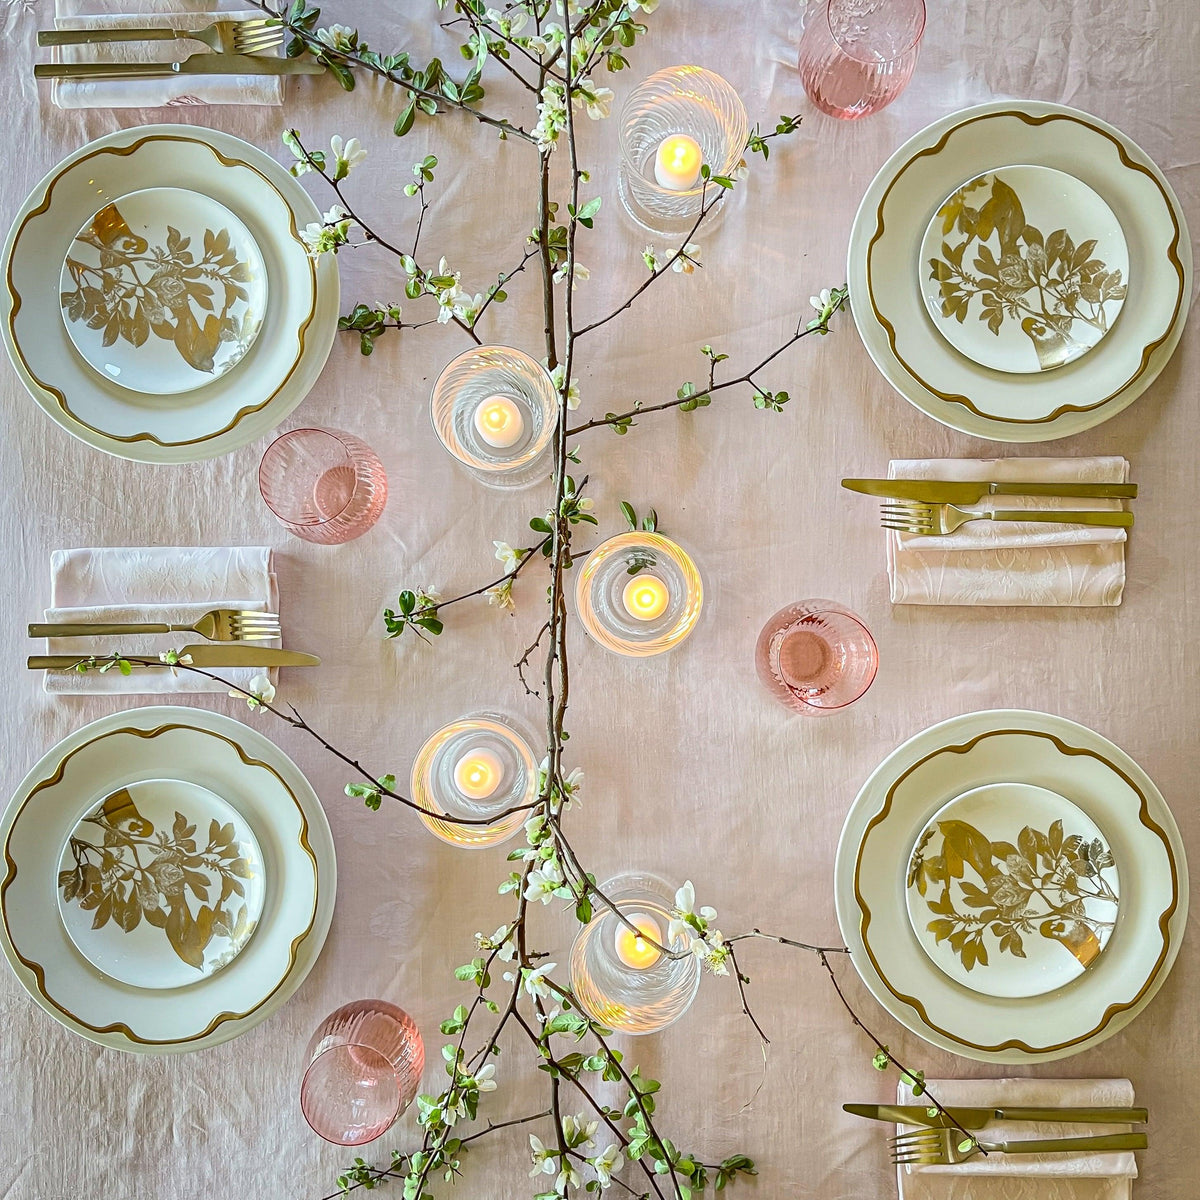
<box><xmin>410</xmin><ymin>714</ymin><xmax>538</xmax><ymax>848</ymax></box>
<box><xmin>574</xmin><ymin>532</ymin><xmax>703</xmax><ymax>657</ymax></box>
<box><xmin>755</xmin><ymin>600</ymin><xmax>878</xmax><ymax>715</ymax></box>
<box><xmin>570</xmin><ymin>872</ymin><xmax>700</xmax><ymax>1036</ymax></box>
<box><xmin>430</xmin><ymin>345</ymin><xmax>557</xmax><ymax>489</ymax></box>
<box><xmin>258</xmin><ymin>427</ymin><xmax>388</xmax><ymax>544</ymax></box>
<box><xmin>617</xmin><ymin>65</ymin><xmax>750</xmax><ymax>239</ymax></box>
<box><xmin>300</xmin><ymin>999</ymin><xmax>424</xmax><ymax>1146</ymax></box>
<box><xmin>798</xmin><ymin>0</ymin><xmax>926</xmax><ymax>120</ymax></box>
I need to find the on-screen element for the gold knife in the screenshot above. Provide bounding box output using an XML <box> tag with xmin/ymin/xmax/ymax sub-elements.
<box><xmin>35</xmin><ymin>52</ymin><xmax>325</xmax><ymax>79</ymax></box>
<box><xmin>29</xmin><ymin>644</ymin><xmax>319</xmax><ymax>669</ymax></box>
<box><xmin>843</xmin><ymin>1103</ymin><xmax>1148</xmax><ymax>1130</ymax></box>
<box><xmin>842</xmin><ymin>478</ymin><xmax>1137</xmax><ymax>503</ymax></box>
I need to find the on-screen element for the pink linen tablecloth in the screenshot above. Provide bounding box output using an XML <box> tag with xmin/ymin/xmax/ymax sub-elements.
<box><xmin>0</xmin><ymin>1</ymin><xmax>1195</xmax><ymax>1198</ymax></box>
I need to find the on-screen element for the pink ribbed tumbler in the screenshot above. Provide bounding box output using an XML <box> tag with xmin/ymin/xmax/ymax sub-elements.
<box><xmin>300</xmin><ymin>1000</ymin><xmax>424</xmax><ymax>1146</ymax></box>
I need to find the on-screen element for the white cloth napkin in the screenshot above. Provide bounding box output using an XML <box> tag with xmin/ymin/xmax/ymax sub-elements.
<box><xmin>896</xmin><ymin>1077</ymin><xmax>1137</xmax><ymax>1200</ymax></box>
<box><xmin>886</xmin><ymin>457</ymin><xmax>1129</xmax><ymax>606</ymax></box>
<box><xmin>51</xmin><ymin>2</ymin><xmax>284</xmax><ymax>109</ymax></box>
<box><xmin>42</xmin><ymin>546</ymin><xmax>278</xmax><ymax>695</ymax></box>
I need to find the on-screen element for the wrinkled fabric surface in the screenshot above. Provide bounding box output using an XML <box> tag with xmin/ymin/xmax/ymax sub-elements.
<box><xmin>0</xmin><ymin>1</ymin><xmax>1197</xmax><ymax>1198</ymax></box>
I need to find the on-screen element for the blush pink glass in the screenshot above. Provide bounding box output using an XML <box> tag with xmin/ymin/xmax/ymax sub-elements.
<box><xmin>798</xmin><ymin>0</ymin><xmax>926</xmax><ymax>120</ymax></box>
<box><xmin>300</xmin><ymin>1000</ymin><xmax>425</xmax><ymax>1146</ymax></box>
<box><xmin>755</xmin><ymin>600</ymin><xmax>878</xmax><ymax>715</ymax></box>
<box><xmin>258</xmin><ymin>427</ymin><xmax>388</xmax><ymax>544</ymax></box>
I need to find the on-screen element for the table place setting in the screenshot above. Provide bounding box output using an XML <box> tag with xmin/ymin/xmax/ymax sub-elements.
<box><xmin>0</xmin><ymin>0</ymin><xmax>1195</xmax><ymax>1196</ymax></box>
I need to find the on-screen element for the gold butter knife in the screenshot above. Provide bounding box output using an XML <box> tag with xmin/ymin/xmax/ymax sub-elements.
<box><xmin>844</xmin><ymin>1103</ymin><xmax>1148</xmax><ymax>1130</ymax></box>
<box><xmin>29</xmin><ymin>645</ymin><xmax>319</xmax><ymax>669</ymax></box>
<box><xmin>842</xmin><ymin>478</ymin><xmax>1138</xmax><ymax>503</ymax></box>
<box><xmin>35</xmin><ymin>52</ymin><xmax>325</xmax><ymax>79</ymax></box>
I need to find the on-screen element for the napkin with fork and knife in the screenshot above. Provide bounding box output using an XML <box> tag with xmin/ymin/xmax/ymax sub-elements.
<box><xmin>882</xmin><ymin>456</ymin><xmax>1131</xmax><ymax>606</ymax></box>
<box><xmin>48</xmin><ymin>1</ymin><xmax>290</xmax><ymax>108</ymax></box>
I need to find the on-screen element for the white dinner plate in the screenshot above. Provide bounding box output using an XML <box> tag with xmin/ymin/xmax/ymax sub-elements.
<box><xmin>2</xmin><ymin>125</ymin><xmax>339</xmax><ymax>463</ymax></box>
<box><xmin>0</xmin><ymin>707</ymin><xmax>336</xmax><ymax>1053</ymax></box>
<box><xmin>847</xmin><ymin>101</ymin><xmax>1192</xmax><ymax>441</ymax></box>
<box><xmin>834</xmin><ymin>710</ymin><xmax>1186</xmax><ymax>1063</ymax></box>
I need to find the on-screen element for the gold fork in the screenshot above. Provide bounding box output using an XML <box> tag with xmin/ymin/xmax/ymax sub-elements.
<box><xmin>29</xmin><ymin>609</ymin><xmax>280</xmax><ymax>643</ymax></box>
<box><xmin>37</xmin><ymin>18</ymin><xmax>282</xmax><ymax>56</ymax></box>
<box><xmin>890</xmin><ymin>1127</ymin><xmax>1147</xmax><ymax>1166</ymax></box>
<box><xmin>881</xmin><ymin>500</ymin><xmax>1134</xmax><ymax>536</ymax></box>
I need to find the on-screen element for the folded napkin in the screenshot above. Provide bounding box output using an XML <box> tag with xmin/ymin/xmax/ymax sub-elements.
<box><xmin>42</xmin><ymin>546</ymin><xmax>278</xmax><ymax>695</ymax></box>
<box><xmin>52</xmin><ymin>1</ymin><xmax>284</xmax><ymax>109</ymax></box>
<box><xmin>896</xmin><ymin>1077</ymin><xmax>1137</xmax><ymax>1200</ymax></box>
<box><xmin>886</xmin><ymin>457</ymin><xmax>1129</xmax><ymax>606</ymax></box>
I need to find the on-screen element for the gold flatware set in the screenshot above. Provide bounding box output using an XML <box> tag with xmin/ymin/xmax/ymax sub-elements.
<box><xmin>34</xmin><ymin>18</ymin><xmax>325</xmax><ymax>80</ymax></box>
<box><xmin>842</xmin><ymin>477</ymin><xmax>1138</xmax><ymax>536</ymax></box>
<box><xmin>26</xmin><ymin>609</ymin><xmax>319</xmax><ymax>671</ymax></box>
<box><xmin>844</xmin><ymin>1101</ymin><xmax>1149</xmax><ymax>1166</ymax></box>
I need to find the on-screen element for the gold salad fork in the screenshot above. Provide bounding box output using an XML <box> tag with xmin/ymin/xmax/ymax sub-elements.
<box><xmin>881</xmin><ymin>500</ymin><xmax>1134</xmax><ymax>536</ymax></box>
<box><xmin>37</xmin><ymin>17</ymin><xmax>283</xmax><ymax>55</ymax></box>
<box><xmin>29</xmin><ymin>609</ymin><xmax>280</xmax><ymax>643</ymax></box>
<box><xmin>890</xmin><ymin>1127</ymin><xmax>1147</xmax><ymax>1167</ymax></box>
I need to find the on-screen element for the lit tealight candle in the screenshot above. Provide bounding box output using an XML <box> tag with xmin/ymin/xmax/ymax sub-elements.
<box><xmin>453</xmin><ymin>750</ymin><xmax>503</xmax><ymax>800</ymax></box>
<box><xmin>622</xmin><ymin>574</ymin><xmax>669</xmax><ymax>622</ymax></box>
<box><xmin>654</xmin><ymin>134</ymin><xmax>702</xmax><ymax>191</ymax></box>
<box><xmin>473</xmin><ymin>395</ymin><xmax>525</xmax><ymax>449</ymax></box>
<box><xmin>613</xmin><ymin>912</ymin><xmax>663</xmax><ymax>970</ymax></box>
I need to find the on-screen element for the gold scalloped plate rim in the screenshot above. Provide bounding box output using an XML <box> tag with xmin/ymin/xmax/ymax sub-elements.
<box><xmin>3</xmin><ymin>131</ymin><xmax>316</xmax><ymax>448</ymax></box>
<box><xmin>0</xmin><ymin>722</ymin><xmax>318</xmax><ymax>1047</ymax></box>
<box><xmin>852</xmin><ymin>724</ymin><xmax>1180</xmax><ymax>1055</ymax></box>
<box><xmin>863</xmin><ymin>107</ymin><xmax>1186</xmax><ymax>425</ymax></box>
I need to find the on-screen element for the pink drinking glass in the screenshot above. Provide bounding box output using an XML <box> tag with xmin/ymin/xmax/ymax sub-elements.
<box><xmin>259</xmin><ymin>427</ymin><xmax>388</xmax><ymax>544</ymax></box>
<box><xmin>798</xmin><ymin>0</ymin><xmax>926</xmax><ymax>120</ymax></box>
<box><xmin>755</xmin><ymin>600</ymin><xmax>878</xmax><ymax>715</ymax></box>
<box><xmin>300</xmin><ymin>1000</ymin><xmax>425</xmax><ymax>1146</ymax></box>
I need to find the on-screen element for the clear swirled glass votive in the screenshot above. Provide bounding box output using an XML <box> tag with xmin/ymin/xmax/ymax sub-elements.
<box><xmin>569</xmin><ymin>872</ymin><xmax>700</xmax><ymax>1036</ymax></box>
<box><xmin>574</xmin><ymin>532</ymin><xmax>703</xmax><ymax>657</ymax></box>
<box><xmin>410</xmin><ymin>714</ymin><xmax>538</xmax><ymax>848</ymax></box>
<box><xmin>430</xmin><ymin>345</ymin><xmax>558</xmax><ymax>489</ymax></box>
<box><xmin>300</xmin><ymin>999</ymin><xmax>424</xmax><ymax>1146</ymax></box>
<box><xmin>617</xmin><ymin>65</ymin><xmax>750</xmax><ymax>238</ymax></box>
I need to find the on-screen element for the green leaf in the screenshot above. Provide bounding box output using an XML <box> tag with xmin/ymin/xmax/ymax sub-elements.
<box><xmin>620</xmin><ymin>501</ymin><xmax>637</xmax><ymax>530</ymax></box>
<box><xmin>394</xmin><ymin>100</ymin><xmax>416</xmax><ymax>137</ymax></box>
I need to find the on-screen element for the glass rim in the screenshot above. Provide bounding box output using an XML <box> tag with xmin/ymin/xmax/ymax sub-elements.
<box><xmin>824</xmin><ymin>0</ymin><xmax>927</xmax><ymax>64</ymax></box>
<box><xmin>300</xmin><ymin>1039</ymin><xmax>403</xmax><ymax>1143</ymax></box>
<box><xmin>258</xmin><ymin>426</ymin><xmax>358</xmax><ymax>527</ymax></box>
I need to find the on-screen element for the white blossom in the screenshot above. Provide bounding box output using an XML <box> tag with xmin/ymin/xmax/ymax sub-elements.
<box><xmin>591</xmin><ymin>1143</ymin><xmax>625</xmax><ymax>1188</ymax></box>
<box><xmin>534</xmin><ymin>80</ymin><xmax>568</xmax><ymax>151</ymax></box>
<box><xmin>574</xmin><ymin>81</ymin><xmax>614</xmax><ymax>121</ymax></box>
<box><xmin>316</xmin><ymin>23</ymin><xmax>356</xmax><ymax>51</ymax></box>
<box><xmin>329</xmin><ymin>134</ymin><xmax>367</xmax><ymax>181</ymax></box>
<box><xmin>471</xmin><ymin>1062</ymin><xmax>498</xmax><ymax>1092</ymax></box>
<box><xmin>529</xmin><ymin>1134</ymin><xmax>557</xmax><ymax>1176</ymax></box>
<box><xmin>672</xmin><ymin>242</ymin><xmax>701</xmax><ymax>274</ymax></box>
<box><xmin>485</xmin><ymin>579</ymin><xmax>515</xmax><ymax>611</ymax></box>
<box><xmin>549</xmin><ymin>363</ymin><xmax>581</xmax><ymax>409</ymax></box>
<box><xmin>235</xmin><ymin>673</ymin><xmax>276</xmax><ymax>713</ymax></box>
<box><xmin>556</xmin><ymin>1164</ymin><xmax>583</xmax><ymax>1194</ymax></box>
<box><xmin>628</xmin><ymin>0</ymin><xmax>659</xmax><ymax>11</ymax></box>
<box><xmin>562</xmin><ymin>1114</ymin><xmax>598</xmax><ymax>1148</ymax></box>
<box><xmin>521</xmin><ymin>962</ymin><xmax>558</xmax><ymax>999</ymax></box>
<box><xmin>524</xmin><ymin>863</ymin><xmax>563</xmax><ymax>904</ymax></box>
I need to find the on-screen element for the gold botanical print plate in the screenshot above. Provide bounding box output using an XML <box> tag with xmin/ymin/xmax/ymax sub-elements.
<box><xmin>833</xmin><ymin>709</ymin><xmax>1186</xmax><ymax>1064</ymax></box>
<box><xmin>0</xmin><ymin>706</ymin><xmax>335</xmax><ymax>1054</ymax></box>
<box><xmin>920</xmin><ymin>166</ymin><xmax>1128</xmax><ymax>374</ymax></box>
<box><xmin>60</xmin><ymin>188</ymin><xmax>268</xmax><ymax>396</ymax></box>
<box><xmin>57</xmin><ymin>779</ymin><xmax>266</xmax><ymax>991</ymax></box>
<box><xmin>905</xmin><ymin>782</ymin><xmax>1119</xmax><ymax>999</ymax></box>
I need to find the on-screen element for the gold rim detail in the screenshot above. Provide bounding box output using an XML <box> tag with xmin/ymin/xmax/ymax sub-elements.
<box><xmin>5</xmin><ymin>133</ymin><xmax>317</xmax><ymax>448</ymax></box>
<box><xmin>853</xmin><ymin>726</ymin><xmax>1179</xmax><ymax>1054</ymax></box>
<box><xmin>864</xmin><ymin>109</ymin><xmax>1186</xmax><ymax>425</ymax></box>
<box><xmin>0</xmin><ymin>722</ymin><xmax>319</xmax><ymax>1046</ymax></box>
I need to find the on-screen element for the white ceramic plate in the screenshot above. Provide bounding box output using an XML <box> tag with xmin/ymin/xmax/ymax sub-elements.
<box><xmin>847</xmin><ymin>101</ymin><xmax>1191</xmax><ymax>441</ymax></box>
<box><xmin>834</xmin><ymin>710</ymin><xmax>1186</xmax><ymax>1063</ymax></box>
<box><xmin>0</xmin><ymin>707</ymin><xmax>336</xmax><ymax>1053</ymax></box>
<box><xmin>2</xmin><ymin>125</ymin><xmax>339</xmax><ymax>463</ymax></box>
<box><xmin>919</xmin><ymin>165</ymin><xmax>1128</xmax><ymax>374</ymax></box>
<box><xmin>56</xmin><ymin>778</ymin><xmax>267</xmax><ymax>991</ymax></box>
<box><xmin>905</xmin><ymin>782</ymin><xmax>1120</xmax><ymax>999</ymax></box>
<box><xmin>60</xmin><ymin>187</ymin><xmax>268</xmax><ymax>396</ymax></box>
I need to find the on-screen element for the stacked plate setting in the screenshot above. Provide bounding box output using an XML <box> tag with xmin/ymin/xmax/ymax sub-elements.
<box><xmin>847</xmin><ymin>101</ymin><xmax>1193</xmax><ymax>441</ymax></box>
<box><xmin>0</xmin><ymin>706</ymin><xmax>335</xmax><ymax>1052</ymax></box>
<box><xmin>1</xmin><ymin>125</ymin><xmax>339</xmax><ymax>463</ymax></box>
<box><xmin>835</xmin><ymin>710</ymin><xmax>1187</xmax><ymax>1064</ymax></box>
